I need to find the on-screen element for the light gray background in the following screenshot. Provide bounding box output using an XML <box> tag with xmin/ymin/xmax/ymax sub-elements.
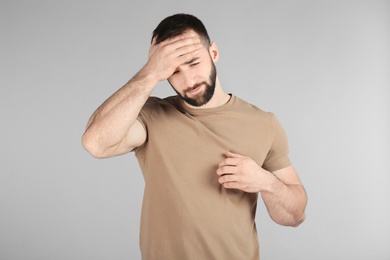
<box><xmin>1</xmin><ymin>0</ymin><xmax>389</xmax><ymax>259</ymax></box>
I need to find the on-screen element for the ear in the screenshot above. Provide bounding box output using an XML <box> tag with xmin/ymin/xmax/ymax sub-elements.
<box><xmin>209</xmin><ymin>42</ymin><xmax>219</xmax><ymax>63</ymax></box>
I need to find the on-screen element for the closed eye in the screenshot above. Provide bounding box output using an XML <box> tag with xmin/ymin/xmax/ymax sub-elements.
<box><xmin>183</xmin><ymin>57</ymin><xmax>200</xmax><ymax>66</ymax></box>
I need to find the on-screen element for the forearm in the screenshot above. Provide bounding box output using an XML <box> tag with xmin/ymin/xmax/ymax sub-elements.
<box><xmin>82</xmin><ymin>68</ymin><xmax>157</xmax><ymax>156</ymax></box>
<box><xmin>260</xmin><ymin>173</ymin><xmax>307</xmax><ymax>227</ymax></box>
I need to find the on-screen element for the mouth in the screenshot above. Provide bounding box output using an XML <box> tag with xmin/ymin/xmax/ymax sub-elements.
<box><xmin>186</xmin><ymin>84</ymin><xmax>204</xmax><ymax>95</ymax></box>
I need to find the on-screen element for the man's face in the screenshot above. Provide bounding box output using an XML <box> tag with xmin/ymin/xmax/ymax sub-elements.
<box><xmin>168</xmin><ymin>42</ymin><xmax>217</xmax><ymax>107</ymax></box>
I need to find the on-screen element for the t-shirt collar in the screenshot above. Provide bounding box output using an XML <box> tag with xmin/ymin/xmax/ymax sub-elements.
<box><xmin>178</xmin><ymin>94</ymin><xmax>235</xmax><ymax>116</ymax></box>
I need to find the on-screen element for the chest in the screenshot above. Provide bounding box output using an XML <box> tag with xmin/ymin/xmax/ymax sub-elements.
<box><xmin>147</xmin><ymin>110</ymin><xmax>273</xmax><ymax>166</ymax></box>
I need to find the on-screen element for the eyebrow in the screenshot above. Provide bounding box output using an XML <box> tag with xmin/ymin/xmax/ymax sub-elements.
<box><xmin>182</xmin><ymin>57</ymin><xmax>200</xmax><ymax>66</ymax></box>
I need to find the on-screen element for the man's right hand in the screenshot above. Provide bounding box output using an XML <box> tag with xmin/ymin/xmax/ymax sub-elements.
<box><xmin>144</xmin><ymin>33</ymin><xmax>203</xmax><ymax>82</ymax></box>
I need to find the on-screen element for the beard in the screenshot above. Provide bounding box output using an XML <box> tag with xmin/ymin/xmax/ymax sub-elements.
<box><xmin>169</xmin><ymin>60</ymin><xmax>217</xmax><ymax>107</ymax></box>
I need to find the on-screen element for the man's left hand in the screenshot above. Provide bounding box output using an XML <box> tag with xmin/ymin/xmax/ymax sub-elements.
<box><xmin>217</xmin><ymin>151</ymin><xmax>271</xmax><ymax>193</ymax></box>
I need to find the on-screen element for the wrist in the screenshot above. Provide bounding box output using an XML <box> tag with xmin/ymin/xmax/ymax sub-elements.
<box><xmin>132</xmin><ymin>66</ymin><xmax>160</xmax><ymax>91</ymax></box>
<box><xmin>140</xmin><ymin>62</ymin><xmax>168</xmax><ymax>85</ymax></box>
<box><xmin>258</xmin><ymin>170</ymin><xmax>281</xmax><ymax>194</ymax></box>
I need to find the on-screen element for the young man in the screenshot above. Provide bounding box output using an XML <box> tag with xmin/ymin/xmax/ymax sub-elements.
<box><xmin>82</xmin><ymin>13</ymin><xmax>307</xmax><ymax>260</ymax></box>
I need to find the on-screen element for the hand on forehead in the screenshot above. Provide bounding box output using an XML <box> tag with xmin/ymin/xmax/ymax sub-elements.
<box><xmin>153</xmin><ymin>29</ymin><xmax>200</xmax><ymax>45</ymax></box>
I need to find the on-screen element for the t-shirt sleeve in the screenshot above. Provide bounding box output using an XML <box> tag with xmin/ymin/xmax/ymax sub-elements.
<box><xmin>137</xmin><ymin>97</ymin><xmax>156</xmax><ymax>128</ymax></box>
<box><xmin>262</xmin><ymin>113</ymin><xmax>291</xmax><ymax>172</ymax></box>
<box><xmin>133</xmin><ymin>97</ymin><xmax>157</xmax><ymax>154</ymax></box>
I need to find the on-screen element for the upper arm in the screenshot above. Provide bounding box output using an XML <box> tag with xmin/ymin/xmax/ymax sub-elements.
<box><xmin>100</xmin><ymin>119</ymin><xmax>147</xmax><ymax>158</ymax></box>
<box><xmin>121</xmin><ymin>119</ymin><xmax>147</xmax><ymax>154</ymax></box>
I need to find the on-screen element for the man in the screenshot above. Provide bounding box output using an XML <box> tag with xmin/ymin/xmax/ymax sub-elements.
<box><xmin>82</xmin><ymin>13</ymin><xmax>307</xmax><ymax>260</ymax></box>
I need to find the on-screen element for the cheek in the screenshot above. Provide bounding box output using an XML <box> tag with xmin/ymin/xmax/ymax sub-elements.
<box><xmin>167</xmin><ymin>78</ymin><xmax>182</xmax><ymax>93</ymax></box>
<box><xmin>168</xmin><ymin>77</ymin><xmax>179</xmax><ymax>87</ymax></box>
<box><xmin>169</xmin><ymin>74</ymin><xmax>190</xmax><ymax>89</ymax></box>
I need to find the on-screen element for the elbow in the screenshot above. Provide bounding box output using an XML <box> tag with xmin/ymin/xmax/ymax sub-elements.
<box><xmin>288</xmin><ymin>189</ymin><xmax>307</xmax><ymax>227</ymax></box>
<box><xmin>82</xmin><ymin>132</ymin><xmax>107</xmax><ymax>159</ymax></box>
<box><xmin>272</xmin><ymin>211</ymin><xmax>306</xmax><ymax>228</ymax></box>
<box><xmin>290</xmin><ymin>212</ymin><xmax>306</xmax><ymax>227</ymax></box>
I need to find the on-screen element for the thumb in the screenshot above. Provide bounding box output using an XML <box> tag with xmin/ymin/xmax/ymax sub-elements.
<box><xmin>225</xmin><ymin>150</ymin><xmax>245</xmax><ymax>158</ymax></box>
<box><xmin>151</xmin><ymin>36</ymin><xmax>157</xmax><ymax>45</ymax></box>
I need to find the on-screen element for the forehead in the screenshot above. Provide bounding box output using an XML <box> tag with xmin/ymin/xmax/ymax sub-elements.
<box><xmin>178</xmin><ymin>29</ymin><xmax>201</xmax><ymax>42</ymax></box>
<box><xmin>181</xmin><ymin>29</ymin><xmax>209</xmax><ymax>45</ymax></box>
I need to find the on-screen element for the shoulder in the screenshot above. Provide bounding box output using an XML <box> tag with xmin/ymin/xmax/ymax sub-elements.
<box><xmin>142</xmin><ymin>95</ymin><xmax>181</xmax><ymax>112</ymax></box>
<box><xmin>232</xmin><ymin>95</ymin><xmax>273</xmax><ymax>120</ymax></box>
<box><xmin>232</xmin><ymin>96</ymin><xmax>287</xmax><ymax>136</ymax></box>
<box><xmin>144</xmin><ymin>95</ymin><xmax>174</xmax><ymax>106</ymax></box>
<box><xmin>139</xmin><ymin>95</ymin><xmax>184</xmax><ymax>124</ymax></box>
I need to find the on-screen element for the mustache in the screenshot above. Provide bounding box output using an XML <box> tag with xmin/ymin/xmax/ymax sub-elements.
<box><xmin>184</xmin><ymin>82</ymin><xmax>207</xmax><ymax>94</ymax></box>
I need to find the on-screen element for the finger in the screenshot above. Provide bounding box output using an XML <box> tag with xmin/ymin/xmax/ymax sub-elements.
<box><xmin>151</xmin><ymin>36</ymin><xmax>157</xmax><ymax>46</ymax></box>
<box><xmin>168</xmin><ymin>32</ymin><xmax>197</xmax><ymax>43</ymax></box>
<box><xmin>176</xmin><ymin>47</ymin><xmax>202</xmax><ymax>62</ymax></box>
<box><xmin>225</xmin><ymin>151</ymin><xmax>245</xmax><ymax>159</ymax></box>
<box><xmin>220</xmin><ymin>180</ymin><xmax>242</xmax><ymax>190</ymax></box>
<box><xmin>216</xmin><ymin>165</ymin><xmax>237</xmax><ymax>176</ymax></box>
<box><xmin>218</xmin><ymin>174</ymin><xmax>236</xmax><ymax>184</ymax></box>
<box><xmin>158</xmin><ymin>34</ymin><xmax>199</xmax><ymax>48</ymax></box>
<box><xmin>218</xmin><ymin>157</ymin><xmax>239</xmax><ymax>168</ymax></box>
<box><xmin>175</xmin><ymin>43</ymin><xmax>202</xmax><ymax>58</ymax></box>
<box><xmin>222</xmin><ymin>182</ymin><xmax>237</xmax><ymax>189</ymax></box>
<box><xmin>153</xmin><ymin>34</ymin><xmax>199</xmax><ymax>51</ymax></box>
<box><xmin>155</xmin><ymin>38</ymin><xmax>201</xmax><ymax>64</ymax></box>
<box><xmin>169</xmin><ymin>36</ymin><xmax>202</xmax><ymax>51</ymax></box>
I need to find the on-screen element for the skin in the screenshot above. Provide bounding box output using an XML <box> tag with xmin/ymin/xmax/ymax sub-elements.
<box><xmin>217</xmin><ymin>151</ymin><xmax>307</xmax><ymax>226</ymax></box>
<box><xmin>82</xmin><ymin>29</ymin><xmax>307</xmax><ymax>227</ymax></box>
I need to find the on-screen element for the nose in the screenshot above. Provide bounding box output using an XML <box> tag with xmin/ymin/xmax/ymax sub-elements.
<box><xmin>181</xmin><ymin>70</ymin><xmax>196</xmax><ymax>89</ymax></box>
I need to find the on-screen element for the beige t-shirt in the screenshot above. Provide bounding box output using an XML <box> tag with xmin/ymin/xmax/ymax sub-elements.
<box><xmin>135</xmin><ymin>95</ymin><xmax>291</xmax><ymax>260</ymax></box>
